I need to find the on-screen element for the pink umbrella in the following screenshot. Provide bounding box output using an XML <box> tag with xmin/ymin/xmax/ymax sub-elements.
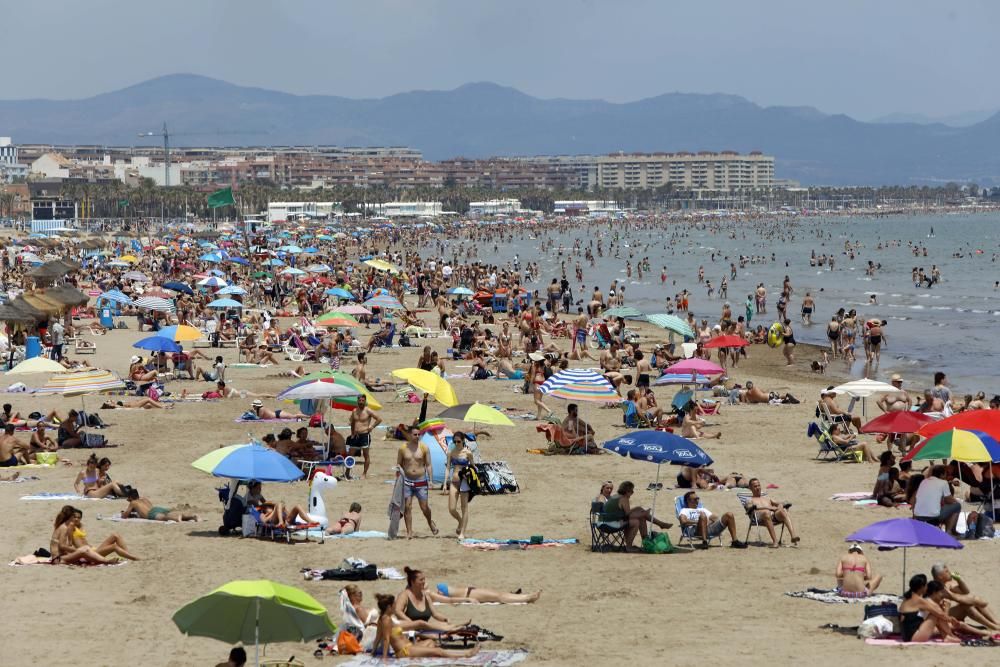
<box><xmin>337</xmin><ymin>304</ymin><xmax>372</xmax><ymax>316</ymax></box>
<box><xmin>665</xmin><ymin>358</ymin><xmax>725</xmax><ymax>375</ymax></box>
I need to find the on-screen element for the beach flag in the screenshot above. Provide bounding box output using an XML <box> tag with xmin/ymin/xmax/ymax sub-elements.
<box><xmin>207</xmin><ymin>187</ymin><xmax>235</xmax><ymax>209</ymax></box>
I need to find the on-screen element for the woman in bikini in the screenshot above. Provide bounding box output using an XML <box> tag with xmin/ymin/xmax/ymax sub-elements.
<box><xmin>393</xmin><ymin>567</ymin><xmax>466</xmax><ymax>633</ymax></box>
<box><xmin>50</xmin><ymin>506</ymin><xmax>139</xmax><ymax>563</ymax></box>
<box><xmin>447</xmin><ymin>432</ymin><xmax>472</xmax><ymax>540</ymax></box>
<box><xmin>74</xmin><ymin>453</ymin><xmax>126</xmax><ymax>498</ymax></box>
<box><xmin>128</xmin><ymin>357</ymin><xmax>158</xmax><ymax>383</ymax></box>
<box><xmin>373</xmin><ymin>593</ymin><xmax>477</xmax><ymax>660</ymax></box>
<box><xmin>325</xmin><ymin>502</ymin><xmax>362</xmax><ymax>535</ymax></box>
<box><xmin>426</xmin><ymin>582</ymin><xmax>541</xmax><ymax>605</ymax></box>
<box><xmin>835</xmin><ymin>543</ymin><xmax>882</xmax><ymax>597</ymax></box>
<box><xmin>529</xmin><ymin>359</ymin><xmax>550</xmax><ymax>420</ymax></box>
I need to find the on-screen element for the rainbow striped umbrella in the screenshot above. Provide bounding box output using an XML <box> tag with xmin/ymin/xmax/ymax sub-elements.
<box><xmin>36</xmin><ymin>369</ymin><xmax>126</xmax><ymax>397</ymax></box>
<box><xmin>902</xmin><ymin>429</ymin><xmax>1000</xmax><ymax>464</ymax></box>
<box><xmin>292</xmin><ymin>371</ymin><xmax>381</xmax><ymax>411</ymax></box>
<box><xmin>314</xmin><ymin>311</ymin><xmax>359</xmax><ymax>327</ymax></box>
<box><xmin>539</xmin><ymin>368</ymin><xmax>618</xmax><ymax>402</ymax></box>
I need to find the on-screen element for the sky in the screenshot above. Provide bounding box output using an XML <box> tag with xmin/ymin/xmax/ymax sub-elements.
<box><xmin>3</xmin><ymin>0</ymin><xmax>998</xmax><ymax>120</ymax></box>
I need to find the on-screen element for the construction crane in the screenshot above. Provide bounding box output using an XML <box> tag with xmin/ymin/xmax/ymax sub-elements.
<box><xmin>136</xmin><ymin>123</ymin><xmax>263</xmax><ymax>187</ymax></box>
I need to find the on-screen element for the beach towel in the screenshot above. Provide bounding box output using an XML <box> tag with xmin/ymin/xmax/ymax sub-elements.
<box><xmin>338</xmin><ymin>650</ymin><xmax>528</xmax><ymax>667</ymax></box>
<box><xmin>0</xmin><ymin>475</ymin><xmax>39</xmax><ymax>484</ymax></box>
<box><xmin>5</xmin><ymin>463</ymin><xmax>58</xmax><ymax>470</ymax></box>
<box><xmin>234</xmin><ymin>417</ymin><xmax>302</xmax><ymax>423</ymax></box>
<box><xmin>830</xmin><ymin>492</ymin><xmax>874</xmax><ymax>501</ymax></box>
<box><xmin>97</xmin><ymin>515</ymin><xmax>178</xmax><ymax>524</ymax></box>
<box><xmin>20</xmin><ymin>493</ymin><xmax>117</xmax><ymax>501</ymax></box>
<box><xmin>302</xmin><ymin>565</ymin><xmax>404</xmax><ymax>582</ymax></box>
<box><xmin>9</xmin><ymin>555</ymin><xmax>128</xmax><ymax>568</ymax></box>
<box><xmin>460</xmin><ymin>538</ymin><xmax>577</xmax><ymax>551</ymax></box>
<box><xmin>864</xmin><ymin>637</ymin><xmax>963</xmax><ymax>647</ymax></box>
<box><xmin>388</xmin><ymin>475</ymin><xmax>403</xmax><ymax>539</ymax></box>
<box><xmin>290</xmin><ymin>528</ymin><xmax>387</xmax><ymax>541</ymax></box>
<box><xmin>785</xmin><ymin>589</ymin><xmax>901</xmax><ymax>605</ymax></box>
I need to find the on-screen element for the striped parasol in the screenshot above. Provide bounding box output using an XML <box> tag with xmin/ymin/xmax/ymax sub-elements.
<box><xmin>135</xmin><ymin>296</ymin><xmax>176</xmax><ymax>313</ymax></box>
<box><xmin>539</xmin><ymin>368</ymin><xmax>618</xmax><ymax>402</ymax></box>
<box><xmin>315</xmin><ymin>311</ymin><xmax>359</xmax><ymax>327</ymax></box>
<box><xmin>363</xmin><ymin>294</ymin><xmax>404</xmax><ymax>310</ymax></box>
<box><xmin>645</xmin><ymin>313</ymin><xmax>694</xmax><ymax>338</ymax></box>
<box><xmin>36</xmin><ymin>369</ymin><xmax>126</xmax><ymax>397</ymax></box>
<box><xmin>97</xmin><ymin>290</ymin><xmax>134</xmax><ymax>306</ymax></box>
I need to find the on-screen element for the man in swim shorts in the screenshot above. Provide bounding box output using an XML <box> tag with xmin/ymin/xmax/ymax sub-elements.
<box><xmin>396</xmin><ymin>424</ymin><xmax>438</xmax><ymax>539</ymax></box>
<box><xmin>348</xmin><ymin>394</ymin><xmax>381</xmax><ymax>479</ymax></box>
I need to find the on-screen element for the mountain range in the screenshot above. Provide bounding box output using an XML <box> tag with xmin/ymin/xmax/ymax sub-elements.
<box><xmin>2</xmin><ymin>74</ymin><xmax>999</xmax><ymax>186</ymax></box>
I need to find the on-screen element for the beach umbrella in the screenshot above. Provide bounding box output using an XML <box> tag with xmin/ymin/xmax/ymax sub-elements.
<box><xmin>296</xmin><ymin>370</ymin><xmax>382</xmax><ymax>410</ymax></box>
<box><xmin>217</xmin><ymin>285</ymin><xmax>247</xmax><ymax>296</ymax></box>
<box><xmin>539</xmin><ymin>368</ymin><xmax>618</xmax><ymax>402</ymax></box>
<box><xmin>197</xmin><ymin>276</ymin><xmax>228</xmax><ymax>288</ymax></box>
<box><xmin>281</xmin><ymin>267</ymin><xmax>306</xmax><ymax>277</ymax></box>
<box><xmin>228</xmin><ymin>257</ymin><xmax>250</xmax><ymax>266</ymax></box>
<box><xmin>97</xmin><ymin>290</ymin><xmax>134</xmax><ymax>306</ymax></box>
<box><xmin>833</xmin><ymin>378</ymin><xmax>898</xmax><ymax>417</ymax></box>
<box><xmin>36</xmin><ymin>368</ymin><xmax>127</xmax><ymax>413</ymax></box>
<box><xmin>665</xmin><ymin>358</ymin><xmax>725</xmax><ymax>376</ymax></box>
<box><xmin>703</xmin><ymin>335</ymin><xmax>749</xmax><ymax>349</ymax></box>
<box><xmin>436</xmin><ymin>403</ymin><xmax>515</xmax><ymax>427</ymax></box>
<box><xmin>845</xmin><ymin>518</ymin><xmax>962</xmax><ymax>592</ymax></box>
<box><xmin>335</xmin><ymin>304</ymin><xmax>370</xmax><ymax>316</ymax></box>
<box><xmin>653</xmin><ymin>372</ymin><xmax>712</xmax><ymax>387</ymax></box>
<box><xmin>191</xmin><ymin>443</ymin><xmax>304</xmax><ymax>482</ymax></box>
<box><xmin>140</xmin><ymin>288</ymin><xmax>173</xmax><ymax>299</ymax></box>
<box><xmin>173</xmin><ymin>579</ymin><xmax>336</xmax><ymax>667</ymax></box>
<box><xmin>302</xmin><ymin>247</ymin><xmax>319</xmax><ymax>254</ymax></box>
<box><xmin>646</xmin><ymin>313</ymin><xmax>695</xmax><ymax>338</ymax></box>
<box><xmin>390</xmin><ymin>368</ymin><xmax>459</xmax><ymax>407</ymax></box>
<box><xmin>918</xmin><ymin>410</ymin><xmax>1000</xmax><ymax>441</ymax></box>
<box><xmin>363</xmin><ymin>294</ymin><xmax>404</xmax><ymax>310</ymax></box>
<box><xmin>603</xmin><ymin>306</ymin><xmax>646</xmax><ymax>320</ymax></box>
<box><xmin>445</xmin><ymin>286</ymin><xmax>474</xmax><ymax>296</ymax></box>
<box><xmin>276</xmin><ymin>378</ymin><xmax>361</xmax><ymax>402</ymax></box>
<box><xmin>122</xmin><ymin>271</ymin><xmax>150</xmax><ymax>283</ymax></box>
<box><xmin>133</xmin><ymin>335</ymin><xmax>182</xmax><ymax>353</ymax></box>
<box><xmin>604</xmin><ymin>430</ymin><xmax>714</xmax><ymax>521</ymax></box>
<box><xmin>902</xmin><ymin>429</ymin><xmax>1000</xmax><ymax>464</ymax></box>
<box><xmin>325</xmin><ymin>287</ymin><xmax>355</xmax><ymax>300</ymax></box>
<box><xmin>4</xmin><ymin>357</ymin><xmax>69</xmax><ymax>376</ymax></box>
<box><xmin>251</xmin><ymin>271</ymin><xmax>273</xmax><ymax>279</ymax></box>
<box><xmin>207</xmin><ymin>298</ymin><xmax>243</xmax><ymax>309</ymax></box>
<box><xmin>860</xmin><ymin>411</ymin><xmax>933</xmax><ymax>435</ymax></box>
<box><xmin>306</xmin><ymin>263</ymin><xmax>333</xmax><ymax>274</ymax></box>
<box><xmin>314</xmin><ymin>311</ymin><xmax>358</xmax><ymax>327</ymax></box>
<box><xmin>107</xmin><ymin>260</ymin><xmax>129</xmax><ymax>268</ymax></box>
<box><xmin>207</xmin><ymin>268</ymin><xmax>227</xmax><ymax>277</ymax></box>
<box><xmin>134</xmin><ymin>296</ymin><xmax>176</xmax><ymax>313</ymax></box>
<box><xmin>278</xmin><ymin>245</ymin><xmax>303</xmax><ymax>254</ymax></box>
<box><xmin>162</xmin><ymin>281</ymin><xmax>194</xmax><ymax>295</ymax></box>
<box><xmin>156</xmin><ymin>324</ymin><xmax>204</xmax><ymax>343</ymax></box>
<box><xmin>119</xmin><ymin>255</ymin><xmax>139</xmax><ymax>264</ymax></box>
<box><xmin>199</xmin><ymin>252</ymin><xmax>222</xmax><ymax>263</ymax></box>
<box><xmin>363</xmin><ymin>258</ymin><xmax>400</xmax><ymax>274</ymax></box>
<box><xmin>263</xmin><ymin>258</ymin><xmax>285</xmax><ymax>267</ymax></box>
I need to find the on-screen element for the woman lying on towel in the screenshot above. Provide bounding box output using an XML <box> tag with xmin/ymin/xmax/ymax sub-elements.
<box><xmin>373</xmin><ymin>593</ymin><xmax>479</xmax><ymax>660</ymax></box>
<box><xmin>427</xmin><ymin>583</ymin><xmax>541</xmax><ymax>605</ymax></box>
<box><xmin>49</xmin><ymin>505</ymin><xmax>139</xmax><ymax>564</ymax></box>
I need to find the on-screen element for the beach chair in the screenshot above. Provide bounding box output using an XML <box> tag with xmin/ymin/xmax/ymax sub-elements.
<box><xmin>621</xmin><ymin>400</ymin><xmax>652</xmax><ymax>428</ymax></box>
<box><xmin>246</xmin><ymin>505</ymin><xmax>318</xmax><ymax>543</ymax></box>
<box><xmin>808</xmin><ymin>422</ymin><xmax>854</xmax><ymax>462</ymax></box>
<box><xmin>736</xmin><ymin>492</ymin><xmax>786</xmax><ymax>547</ymax></box>
<box><xmin>674</xmin><ymin>494</ymin><xmax>723</xmax><ymax>549</ymax></box>
<box><xmin>816</xmin><ymin>400</ymin><xmax>858</xmax><ymax>437</ymax></box>
<box><xmin>371</xmin><ymin>324</ymin><xmax>396</xmax><ymax>353</ymax></box>
<box><xmin>74</xmin><ymin>339</ymin><xmax>96</xmax><ymax>355</ymax></box>
<box><xmin>589</xmin><ymin>501</ymin><xmax>627</xmax><ymax>553</ymax></box>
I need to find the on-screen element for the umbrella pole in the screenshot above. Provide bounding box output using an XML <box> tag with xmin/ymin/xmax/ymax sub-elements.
<box><xmin>650</xmin><ymin>464</ymin><xmax>661</xmax><ymax>524</ymax></box>
<box><xmin>255</xmin><ymin>597</ymin><xmax>260</xmax><ymax>667</ymax></box>
<box><xmin>902</xmin><ymin>547</ymin><xmax>907</xmax><ymax>597</ymax></box>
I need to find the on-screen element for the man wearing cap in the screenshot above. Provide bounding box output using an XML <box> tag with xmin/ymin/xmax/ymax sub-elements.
<box><xmin>836</xmin><ymin>543</ymin><xmax>882</xmax><ymax>597</ymax></box>
<box><xmin>820</xmin><ymin>387</ymin><xmax>862</xmax><ymax>430</ymax></box>
<box><xmin>877</xmin><ymin>374</ymin><xmax>912</xmax><ymax>413</ymax></box>
<box><xmin>396</xmin><ymin>424</ymin><xmax>438</xmax><ymax>539</ymax></box>
<box><xmin>250</xmin><ymin>400</ymin><xmax>306</xmax><ymax>421</ymax></box>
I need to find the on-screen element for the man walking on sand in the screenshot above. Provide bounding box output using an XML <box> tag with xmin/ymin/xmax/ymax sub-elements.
<box><xmin>396</xmin><ymin>424</ymin><xmax>439</xmax><ymax>539</ymax></box>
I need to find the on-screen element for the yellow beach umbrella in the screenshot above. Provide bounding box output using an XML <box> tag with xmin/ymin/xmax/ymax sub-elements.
<box><xmin>5</xmin><ymin>357</ymin><xmax>69</xmax><ymax>376</ymax></box>
<box><xmin>391</xmin><ymin>368</ymin><xmax>458</xmax><ymax>406</ymax></box>
<box><xmin>363</xmin><ymin>258</ymin><xmax>400</xmax><ymax>275</ymax></box>
<box><xmin>119</xmin><ymin>255</ymin><xmax>139</xmax><ymax>264</ymax></box>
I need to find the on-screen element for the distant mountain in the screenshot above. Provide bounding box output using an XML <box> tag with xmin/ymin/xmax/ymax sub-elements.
<box><xmin>872</xmin><ymin>109</ymin><xmax>998</xmax><ymax>128</ymax></box>
<box><xmin>2</xmin><ymin>74</ymin><xmax>999</xmax><ymax>185</ymax></box>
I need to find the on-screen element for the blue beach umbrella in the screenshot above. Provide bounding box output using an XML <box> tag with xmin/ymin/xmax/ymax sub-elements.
<box><xmin>162</xmin><ymin>281</ymin><xmax>194</xmax><ymax>295</ymax></box>
<box><xmin>264</xmin><ymin>258</ymin><xmax>286</xmax><ymax>267</ymax></box>
<box><xmin>228</xmin><ymin>257</ymin><xmax>250</xmax><ymax>266</ymax></box>
<box><xmin>200</xmin><ymin>253</ymin><xmax>222</xmax><ymax>263</ymax></box>
<box><xmin>446</xmin><ymin>286</ymin><xmax>474</xmax><ymax>296</ymax></box>
<box><xmin>133</xmin><ymin>335</ymin><xmax>182</xmax><ymax>353</ymax></box>
<box><xmin>98</xmin><ymin>290</ymin><xmax>134</xmax><ymax>306</ymax></box>
<box><xmin>192</xmin><ymin>443</ymin><xmax>304</xmax><ymax>482</ymax></box>
<box><xmin>217</xmin><ymin>285</ymin><xmax>247</xmax><ymax>296</ymax></box>
<box><xmin>324</xmin><ymin>287</ymin><xmax>354</xmax><ymax>300</ymax></box>
<box><xmin>207</xmin><ymin>298</ymin><xmax>244</xmax><ymax>309</ymax></box>
<box><xmin>604</xmin><ymin>430</ymin><xmax>714</xmax><ymax>521</ymax></box>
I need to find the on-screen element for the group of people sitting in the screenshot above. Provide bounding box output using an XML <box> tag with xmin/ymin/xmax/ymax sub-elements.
<box><xmin>897</xmin><ymin>565</ymin><xmax>1000</xmax><ymax>642</ymax></box>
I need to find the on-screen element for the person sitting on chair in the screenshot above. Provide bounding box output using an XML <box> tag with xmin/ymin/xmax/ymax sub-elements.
<box><xmin>603</xmin><ymin>480</ymin><xmax>673</xmax><ymax>551</ymax></box>
<box><xmin>366</xmin><ymin>322</ymin><xmax>393</xmax><ymax>352</ymax></box>
<box><xmin>743</xmin><ymin>478</ymin><xmax>800</xmax><ymax>547</ymax></box>
<box><xmin>677</xmin><ymin>490</ymin><xmax>746</xmax><ymax>549</ymax></box>
<box><xmin>912</xmin><ymin>465</ymin><xmax>962</xmax><ymax>535</ymax></box>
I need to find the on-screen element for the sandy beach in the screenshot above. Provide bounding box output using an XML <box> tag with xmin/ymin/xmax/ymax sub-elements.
<box><xmin>2</xmin><ymin>309</ymin><xmax>996</xmax><ymax>667</ymax></box>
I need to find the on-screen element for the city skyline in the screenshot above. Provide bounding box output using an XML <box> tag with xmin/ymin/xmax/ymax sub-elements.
<box><xmin>3</xmin><ymin>0</ymin><xmax>999</xmax><ymax>121</ymax></box>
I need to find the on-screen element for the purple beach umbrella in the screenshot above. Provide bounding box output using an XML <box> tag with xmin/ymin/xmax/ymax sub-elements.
<box><xmin>845</xmin><ymin>518</ymin><xmax>962</xmax><ymax>592</ymax></box>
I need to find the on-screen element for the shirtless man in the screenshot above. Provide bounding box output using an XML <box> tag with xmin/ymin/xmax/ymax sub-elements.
<box><xmin>738</xmin><ymin>381</ymin><xmax>770</xmax><ymax>404</ymax></box>
<box><xmin>877</xmin><ymin>374</ymin><xmax>913</xmax><ymax>413</ymax></box>
<box><xmin>396</xmin><ymin>424</ymin><xmax>438</xmax><ymax>538</ymax></box>
<box><xmin>561</xmin><ymin>403</ymin><xmax>595</xmax><ymax>450</ymax></box>
<box><xmin>820</xmin><ymin>388</ymin><xmax>862</xmax><ymax>430</ymax></box>
<box><xmin>744</xmin><ymin>478</ymin><xmax>800</xmax><ymax>547</ymax></box>
<box><xmin>348</xmin><ymin>395</ymin><xmax>382</xmax><ymax>479</ymax></box>
<box><xmin>600</xmin><ymin>342</ymin><xmax>629</xmax><ymax>392</ymax></box>
<box><xmin>800</xmin><ymin>292</ymin><xmax>815</xmax><ymax>325</ymax></box>
<box><xmin>589</xmin><ymin>286</ymin><xmax>604</xmax><ymax>317</ymax></box>
<box><xmin>0</xmin><ymin>423</ymin><xmax>28</xmax><ymax>466</ymax></box>
<box><xmin>569</xmin><ymin>307</ymin><xmax>594</xmax><ymax>360</ymax></box>
<box><xmin>931</xmin><ymin>563</ymin><xmax>1000</xmax><ymax>632</ymax></box>
<box><xmin>30</xmin><ymin>423</ymin><xmax>58</xmax><ymax>456</ymax></box>
<box><xmin>120</xmin><ymin>488</ymin><xmax>198</xmax><ymax>522</ymax></box>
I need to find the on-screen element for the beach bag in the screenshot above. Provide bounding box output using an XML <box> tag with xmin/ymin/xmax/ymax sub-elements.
<box><xmin>858</xmin><ymin>615</ymin><xmax>894</xmax><ymax>639</ymax></box>
<box><xmin>35</xmin><ymin>452</ymin><xmax>59</xmax><ymax>465</ymax></box>
<box><xmin>642</xmin><ymin>531</ymin><xmax>673</xmax><ymax>554</ymax></box>
<box><xmin>82</xmin><ymin>432</ymin><xmax>107</xmax><ymax>448</ymax></box>
<box><xmin>336</xmin><ymin>629</ymin><xmax>362</xmax><ymax>656</ymax></box>
<box><xmin>240</xmin><ymin>410</ymin><xmax>259</xmax><ymax>421</ymax></box>
<box><xmin>461</xmin><ymin>465</ymin><xmax>486</xmax><ymax>498</ymax></box>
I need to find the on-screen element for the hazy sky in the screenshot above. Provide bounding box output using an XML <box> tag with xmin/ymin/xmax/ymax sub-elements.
<box><xmin>4</xmin><ymin>0</ymin><xmax>998</xmax><ymax>119</ymax></box>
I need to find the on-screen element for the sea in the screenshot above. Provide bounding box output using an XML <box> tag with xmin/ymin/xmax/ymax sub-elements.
<box><xmin>457</xmin><ymin>212</ymin><xmax>999</xmax><ymax>396</ymax></box>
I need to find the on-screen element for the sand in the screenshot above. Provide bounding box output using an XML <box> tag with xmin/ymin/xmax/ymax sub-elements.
<box><xmin>1</xmin><ymin>316</ymin><xmax>996</xmax><ymax>667</ymax></box>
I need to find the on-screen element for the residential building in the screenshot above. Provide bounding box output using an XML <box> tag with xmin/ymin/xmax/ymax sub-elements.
<box><xmin>267</xmin><ymin>201</ymin><xmax>343</xmax><ymax>223</ymax></box>
<box><xmin>468</xmin><ymin>199</ymin><xmax>522</xmax><ymax>216</ymax></box>
<box><xmin>364</xmin><ymin>201</ymin><xmax>443</xmax><ymax>217</ymax></box>
<box><xmin>553</xmin><ymin>200</ymin><xmax>623</xmax><ymax>216</ymax></box>
<box><xmin>0</xmin><ymin>137</ymin><xmax>29</xmax><ymax>183</ymax></box>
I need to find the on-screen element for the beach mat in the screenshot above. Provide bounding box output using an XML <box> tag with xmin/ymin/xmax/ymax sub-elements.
<box><xmin>234</xmin><ymin>418</ymin><xmax>303</xmax><ymax>424</ymax></box>
<box><xmin>97</xmin><ymin>515</ymin><xmax>179</xmax><ymax>524</ymax></box>
<box><xmin>0</xmin><ymin>475</ymin><xmax>39</xmax><ymax>484</ymax></box>
<box><xmin>20</xmin><ymin>493</ymin><xmax>117</xmax><ymax>501</ymax></box>
<box><xmin>460</xmin><ymin>538</ymin><xmax>576</xmax><ymax>551</ymax></box>
<box><xmin>291</xmin><ymin>529</ymin><xmax>387</xmax><ymax>541</ymax></box>
<box><xmin>9</xmin><ymin>555</ymin><xmax>128</xmax><ymax>568</ymax></box>
<box><xmin>339</xmin><ymin>650</ymin><xmax>528</xmax><ymax>666</ymax></box>
<box><xmin>830</xmin><ymin>492</ymin><xmax>873</xmax><ymax>501</ymax></box>
<box><xmin>785</xmin><ymin>589</ymin><xmax>900</xmax><ymax>605</ymax></box>
<box><xmin>302</xmin><ymin>566</ymin><xmax>404</xmax><ymax>581</ymax></box>
<box><xmin>865</xmin><ymin>637</ymin><xmax>962</xmax><ymax>647</ymax></box>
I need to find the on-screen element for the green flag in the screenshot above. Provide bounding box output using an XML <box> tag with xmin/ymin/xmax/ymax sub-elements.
<box><xmin>118</xmin><ymin>199</ymin><xmax>129</xmax><ymax>207</ymax></box>
<box><xmin>207</xmin><ymin>187</ymin><xmax>235</xmax><ymax>209</ymax></box>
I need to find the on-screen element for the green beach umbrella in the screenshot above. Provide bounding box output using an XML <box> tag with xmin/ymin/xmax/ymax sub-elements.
<box><xmin>251</xmin><ymin>271</ymin><xmax>273</xmax><ymax>279</ymax></box>
<box><xmin>295</xmin><ymin>369</ymin><xmax>382</xmax><ymax>410</ymax></box>
<box><xmin>645</xmin><ymin>313</ymin><xmax>695</xmax><ymax>338</ymax></box>
<box><xmin>603</xmin><ymin>306</ymin><xmax>646</xmax><ymax>320</ymax></box>
<box><xmin>173</xmin><ymin>579</ymin><xmax>336</xmax><ymax>667</ymax></box>
<box><xmin>436</xmin><ymin>402</ymin><xmax>515</xmax><ymax>426</ymax></box>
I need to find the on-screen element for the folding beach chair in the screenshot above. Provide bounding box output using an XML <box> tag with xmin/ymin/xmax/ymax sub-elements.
<box><xmin>589</xmin><ymin>501</ymin><xmax>627</xmax><ymax>553</ymax></box>
<box><xmin>371</xmin><ymin>324</ymin><xmax>396</xmax><ymax>353</ymax></box>
<box><xmin>737</xmin><ymin>491</ymin><xmax>786</xmax><ymax>547</ymax></box>
<box><xmin>674</xmin><ymin>494</ymin><xmax>723</xmax><ymax>550</ymax></box>
<box><xmin>808</xmin><ymin>421</ymin><xmax>854</xmax><ymax>462</ymax></box>
<box><xmin>246</xmin><ymin>505</ymin><xmax>318</xmax><ymax>543</ymax></box>
<box><xmin>621</xmin><ymin>400</ymin><xmax>652</xmax><ymax>428</ymax></box>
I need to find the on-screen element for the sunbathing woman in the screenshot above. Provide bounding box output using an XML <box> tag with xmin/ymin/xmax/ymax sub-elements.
<box><xmin>100</xmin><ymin>397</ymin><xmax>172</xmax><ymax>409</ymax></box>
<box><xmin>899</xmin><ymin>575</ymin><xmax>991</xmax><ymax>643</ymax></box>
<box><xmin>394</xmin><ymin>567</ymin><xmax>469</xmax><ymax>633</ymax></box>
<box><xmin>325</xmin><ymin>502</ymin><xmax>362</xmax><ymax>535</ymax></box>
<box><xmin>49</xmin><ymin>506</ymin><xmax>118</xmax><ymax>565</ymax></box>
<box><xmin>680</xmin><ymin>404</ymin><xmax>721</xmax><ymax>440</ymax></box>
<box><xmin>128</xmin><ymin>357</ymin><xmax>158</xmax><ymax>383</ymax></box>
<box><xmin>74</xmin><ymin>453</ymin><xmax>125</xmax><ymax>498</ymax></box>
<box><xmin>427</xmin><ymin>583</ymin><xmax>541</xmax><ymax>605</ymax></box>
<box><xmin>374</xmin><ymin>593</ymin><xmax>478</xmax><ymax>660</ymax></box>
